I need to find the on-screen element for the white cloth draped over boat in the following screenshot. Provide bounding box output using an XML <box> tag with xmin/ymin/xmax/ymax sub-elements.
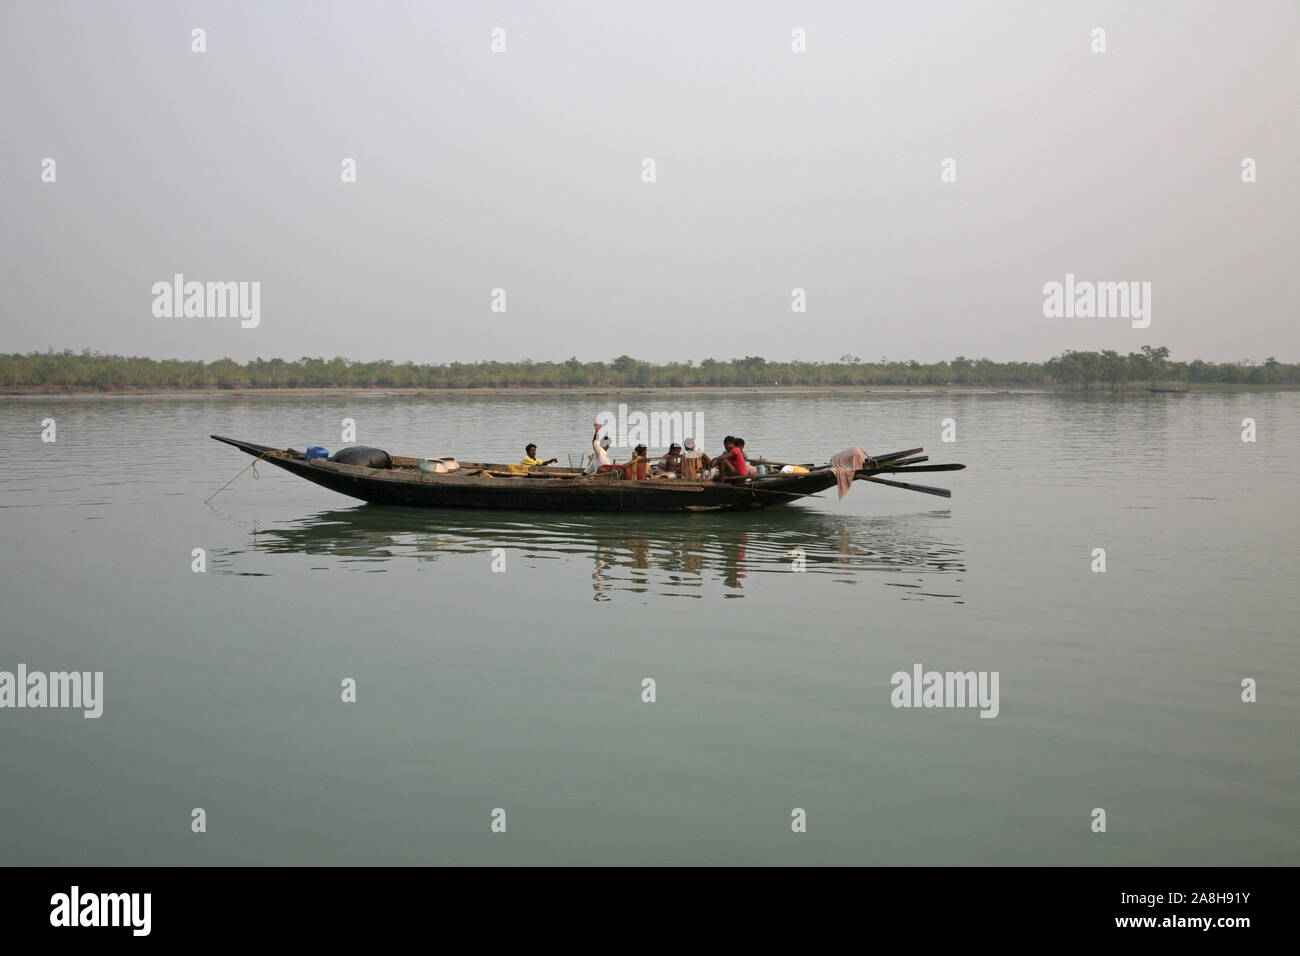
<box><xmin>828</xmin><ymin>446</ymin><xmax>868</xmax><ymax>499</ymax></box>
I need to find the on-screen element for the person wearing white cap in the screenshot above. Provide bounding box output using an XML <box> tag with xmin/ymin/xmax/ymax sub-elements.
<box><xmin>584</xmin><ymin>423</ymin><xmax>615</xmax><ymax>475</ymax></box>
<box><xmin>679</xmin><ymin>438</ymin><xmax>711</xmax><ymax>480</ymax></box>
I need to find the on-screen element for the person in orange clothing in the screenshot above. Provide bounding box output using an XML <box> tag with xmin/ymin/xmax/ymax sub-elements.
<box><xmin>623</xmin><ymin>444</ymin><xmax>649</xmax><ymax>480</ymax></box>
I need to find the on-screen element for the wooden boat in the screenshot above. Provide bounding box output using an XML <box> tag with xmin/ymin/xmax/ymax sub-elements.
<box><xmin>210</xmin><ymin>435</ymin><xmax>964</xmax><ymax>513</ymax></box>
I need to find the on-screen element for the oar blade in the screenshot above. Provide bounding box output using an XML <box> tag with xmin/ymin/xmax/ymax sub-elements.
<box><xmin>863</xmin><ymin>475</ymin><xmax>953</xmax><ymax>498</ymax></box>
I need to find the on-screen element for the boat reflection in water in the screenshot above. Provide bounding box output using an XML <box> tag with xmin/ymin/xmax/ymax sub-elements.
<box><xmin>240</xmin><ymin>506</ymin><xmax>966</xmax><ymax>602</ymax></box>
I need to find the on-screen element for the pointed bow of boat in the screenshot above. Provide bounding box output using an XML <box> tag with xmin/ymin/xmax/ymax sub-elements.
<box><xmin>210</xmin><ymin>435</ymin><xmax>282</xmax><ymax>457</ymax></box>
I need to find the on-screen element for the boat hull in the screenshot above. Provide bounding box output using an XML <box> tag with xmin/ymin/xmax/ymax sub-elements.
<box><xmin>211</xmin><ymin>435</ymin><xmax>837</xmax><ymax>513</ymax></box>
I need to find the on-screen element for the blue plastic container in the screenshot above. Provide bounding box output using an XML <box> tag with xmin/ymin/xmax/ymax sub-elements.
<box><xmin>305</xmin><ymin>446</ymin><xmax>330</xmax><ymax>462</ymax></box>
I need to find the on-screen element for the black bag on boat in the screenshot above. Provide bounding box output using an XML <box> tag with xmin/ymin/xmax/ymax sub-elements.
<box><xmin>329</xmin><ymin>446</ymin><xmax>392</xmax><ymax>469</ymax></box>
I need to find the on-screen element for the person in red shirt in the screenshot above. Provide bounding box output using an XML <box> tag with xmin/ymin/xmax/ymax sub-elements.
<box><xmin>715</xmin><ymin>436</ymin><xmax>746</xmax><ymax>481</ymax></box>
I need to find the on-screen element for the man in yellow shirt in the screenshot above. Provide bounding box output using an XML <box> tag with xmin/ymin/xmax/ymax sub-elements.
<box><xmin>519</xmin><ymin>444</ymin><xmax>558</xmax><ymax>467</ymax></box>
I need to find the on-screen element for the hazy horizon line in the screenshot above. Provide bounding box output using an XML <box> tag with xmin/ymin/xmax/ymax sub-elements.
<box><xmin>7</xmin><ymin>346</ymin><xmax>1296</xmax><ymax>366</ymax></box>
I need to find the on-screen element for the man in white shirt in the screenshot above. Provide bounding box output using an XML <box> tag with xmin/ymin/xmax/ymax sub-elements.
<box><xmin>584</xmin><ymin>423</ymin><xmax>614</xmax><ymax>475</ymax></box>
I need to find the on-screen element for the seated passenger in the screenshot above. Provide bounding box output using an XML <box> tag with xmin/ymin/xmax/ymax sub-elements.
<box><xmin>733</xmin><ymin>437</ymin><xmax>755</xmax><ymax>476</ymax></box>
<box><xmin>714</xmin><ymin>436</ymin><xmax>747</xmax><ymax>481</ymax></box>
<box><xmin>680</xmin><ymin>438</ymin><xmax>710</xmax><ymax>479</ymax></box>
<box><xmin>519</xmin><ymin>443</ymin><xmax>558</xmax><ymax>468</ymax></box>
<box><xmin>655</xmin><ymin>443</ymin><xmax>682</xmax><ymax>475</ymax></box>
<box><xmin>623</xmin><ymin>444</ymin><xmax>649</xmax><ymax>480</ymax></box>
<box><xmin>584</xmin><ymin>431</ymin><xmax>614</xmax><ymax>475</ymax></box>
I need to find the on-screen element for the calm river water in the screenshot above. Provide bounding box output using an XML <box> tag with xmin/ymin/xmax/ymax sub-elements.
<box><xmin>1</xmin><ymin>390</ymin><xmax>1296</xmax><ymax>864</ymax></box>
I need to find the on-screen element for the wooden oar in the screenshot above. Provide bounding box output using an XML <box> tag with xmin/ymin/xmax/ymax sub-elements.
<box><xmin>870</xmin><ymin>446</ymin><xmax>924</xmax><ymax>463</ymax></box>
<box><xmin>862</xmin><ymin>475</ymin><xmax>952</xmax><ymax>498</ymax></box>
<box><xmin>869</xmin><ymin>463</ymin><xmax>966</xmax><ymax>474</ymax></box>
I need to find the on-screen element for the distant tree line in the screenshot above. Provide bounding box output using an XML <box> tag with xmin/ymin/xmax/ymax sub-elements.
<box><xmin>1</xmin><ymin>347</ymin><xmax>1296</xmax><ymax>391</ymax></box>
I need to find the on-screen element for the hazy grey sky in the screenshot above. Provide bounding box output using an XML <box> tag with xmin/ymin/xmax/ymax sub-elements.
<box><xmin>2</xmin><ymin>0</ymin><xmax>1296</xmax><ymax>364</ymax></box>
